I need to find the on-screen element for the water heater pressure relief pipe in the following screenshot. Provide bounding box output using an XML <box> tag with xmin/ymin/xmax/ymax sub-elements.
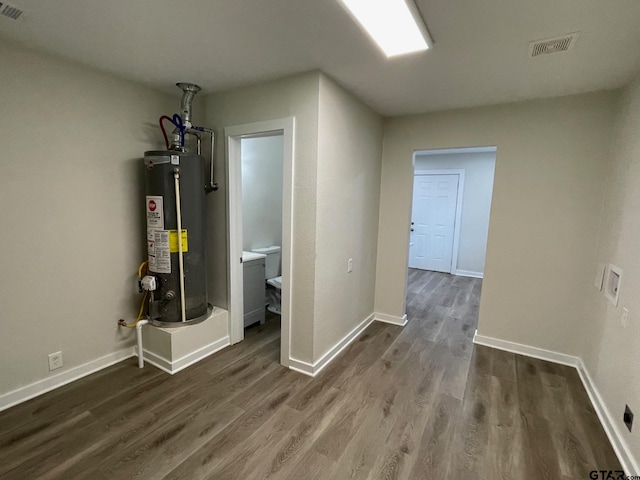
<box><xmin>136</xmin><ymin>319</ymin><xmax>149</xmax><ymax>368</ymax></box>
<box><xmin>173</xmin><ymin>168</ymin><xmax>187</xmax><ymax>323</ymax></box>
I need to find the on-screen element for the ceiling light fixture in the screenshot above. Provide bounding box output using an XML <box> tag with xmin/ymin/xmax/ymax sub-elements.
<box><xmin>338</xmin><ymin>0</ymin><xmax>432</xmax><ymax>57</ymax></box>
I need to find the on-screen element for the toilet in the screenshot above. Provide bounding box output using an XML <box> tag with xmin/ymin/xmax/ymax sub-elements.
<box><xmin>251</xmin><ymin>246</ymin><xmax>281</xmax><ymax>315</ymax></box>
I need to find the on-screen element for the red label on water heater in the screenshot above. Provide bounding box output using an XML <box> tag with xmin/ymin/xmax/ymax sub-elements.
<box><xmin>148</xmin><ymin>200</ymin><xmax>157</xmax><ymax>212</ymax></box>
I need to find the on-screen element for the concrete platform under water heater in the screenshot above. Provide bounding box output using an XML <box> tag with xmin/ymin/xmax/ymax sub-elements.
<box><xmin>140</xmin><ymin>306</ymin><xmax>229</xmax><ymax>374</ymax></box>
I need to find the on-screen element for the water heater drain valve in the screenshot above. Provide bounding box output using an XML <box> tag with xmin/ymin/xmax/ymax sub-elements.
<box><xmin>140</xmin><ymin>275</ymin><xmax>157</xmax><ymax>291</ymax></box>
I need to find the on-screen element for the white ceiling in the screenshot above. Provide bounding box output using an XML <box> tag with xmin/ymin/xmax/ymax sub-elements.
<box><xmin>1</xmin><ymin>0</ymin><xmax>639</xmax><ymax>116</ymax></box>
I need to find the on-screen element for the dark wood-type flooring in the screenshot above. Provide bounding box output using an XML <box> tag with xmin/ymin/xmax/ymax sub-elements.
<box><xmin>0</xmin><ymin>269</ymin><xmax>621</xmax><ymax>479</ymax></box>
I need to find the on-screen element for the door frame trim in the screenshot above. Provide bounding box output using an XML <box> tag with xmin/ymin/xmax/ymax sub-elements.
<box><xmin>412</xmin><ymin>169</ymin><xmax>465</xmax><ymax>274</ymax></box>
<box><xmin>225</xmin><ymin>117</ymin><xmax>295</xmax><ymax>368</ymax></box>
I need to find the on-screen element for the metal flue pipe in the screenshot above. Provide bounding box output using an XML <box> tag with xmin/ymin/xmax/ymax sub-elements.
<box><xmin>176</xmin><ymin>82</ymin><xmax>201</xmax><ymax>126</ymax></box>
<box><xmin>171</xmin><ymin>83</ymin><xmax>202</xmax><ymax>150</ymax></box>
<box><xmin>167</xmin><ymin>82</ymin><xmax>218</xmax><ymax>191</ymax></box>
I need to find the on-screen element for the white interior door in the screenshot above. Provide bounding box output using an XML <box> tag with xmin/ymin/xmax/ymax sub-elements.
<box><xmin>409</xmin><ymin>174</ymin><xmax>459</xmax><ymax>273</ymax></box>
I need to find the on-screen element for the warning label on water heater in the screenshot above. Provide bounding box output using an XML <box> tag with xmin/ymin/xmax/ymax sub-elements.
<box><xmin>169</xmin><ymin>230</ymin><xmax>188</xmax><ymax>253</ymax></box>
<box><xmin>146</xmin><ymin>196</ymin><xmax>164</xmax><ymax>230</ymax></box>
<box><xmin>147</xmin><ymin>229</ymin><xmax>171</xmax><ymax>274</ymax></box>
<box><xmin>146</xmin><ymin>195</ymin><xmax>169</xmax><ymax>273</ymax></box>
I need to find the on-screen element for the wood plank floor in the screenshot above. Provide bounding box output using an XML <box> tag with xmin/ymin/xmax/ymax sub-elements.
<box><xmin>0</xmin><ymin>269</ymin><xmax>622</xmax><ymax>479</ymax></box>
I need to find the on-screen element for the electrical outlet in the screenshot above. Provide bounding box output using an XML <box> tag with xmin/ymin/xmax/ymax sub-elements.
<box><xmin>624</xmin><ymin>405</ymin><xmax>633</xmax><ymax>432</ymax></box>
<box><xmin>621</xmin><ymin>307</ymin><xmax>629</xmax><ymax>328</ymax></box>
<box><xmin>347</xmin><ymin>258</ymin><xmax>353</xmax><ymax>273</ymax></box>
<box><xmin>48</xmin><ymin>351</ymin><xmax>63</xmax><ymax>371</ymax></box>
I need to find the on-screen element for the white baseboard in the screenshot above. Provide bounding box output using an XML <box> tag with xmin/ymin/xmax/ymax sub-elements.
<box><xmin>473</xmin><ymin>331</ymin><xmax>580</xmax><ymax>367</ymax></box>
<box><xmin>473</xmin><ymin>330</ymin><xmax>638</xmax><ymax>475</ymax></box>
<box><xmin>289</xmin><ymin>313</ymin><xmax>376</xmax><ymax>377</ymax></box>
<box><xmin>374</xmin><ymin>312</ymin><xmax>408</xmax><ymax>326</ymax></box>
<box><xmin>287</xmin><ymin>358</ymin><xmax>315</xmax><ymax>376</ymax></box>
<box><xmin>0</xmin><ymin>347</ymin><xmax>136</xmax><ymax>413</ymax></box>
<box><xmin>577</xmin><ymin>360</ymin><xmax>638</xmax><ymax>475</ymax></box>
<box><xmin>454</xmin><ymin>269</ymin><xmax>484</xmax><ymax>279</ymax></box>
<box><xmin>142</xmin><ymin>336</ymin><xmax>230</xmax><ymax>375</ymax></box>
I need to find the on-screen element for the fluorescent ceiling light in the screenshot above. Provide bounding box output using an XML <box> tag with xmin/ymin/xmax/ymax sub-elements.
<box><xmin>338</xmin><ymin>0</ymin><xmax>431</xmax><ymax>57</ymax></box>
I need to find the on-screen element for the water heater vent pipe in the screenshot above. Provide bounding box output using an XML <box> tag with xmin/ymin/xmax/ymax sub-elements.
<box><xmin>171</xmin><ymin>83</ymin><xmax>201</xmax><ymax>150</ymax></box>
<box><xmin>170</xmin><ymin>82</ymin><xmax>218</xmax><ymax>191</ymax></box>
<box><xmin>177</xmin><ymin>82</ymin><xmax>201</xmax><ymax>126</ymax></box>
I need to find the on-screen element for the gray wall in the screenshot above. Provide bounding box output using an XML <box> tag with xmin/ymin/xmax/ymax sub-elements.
<box><xmin>376</xmin><ymin>91</ymin><xmax>620</xmax><ymax>356</ymax></box>
<box><xmin>313</xmin><ymin>74</ymin><xmax>383</xmax><ymax>360</ymax></box>
<box><xmin>583</xmin><ymin>76</ymin><xmax>640</xmax><ymax>469</ymax></box>
<box><xmin>205</xmin><ymin>72</ymin><xmax>320</xmax><ymax>362</ymax></box>
<box><xmin>241</xmin><ymin>135</ymin><xmax>283</xmax><ymax>252</ymax></box>
<box><xmin>414</xmin><ymin>151</ymin><xmax>496</xmax><ymax>275</ymax></box>
<box><xmin>205</xmin><ymin>72</ymin><xmax>384</xmax><ymax>365</ymax></box>
<box><xmin>0</xmin><ymin>39</ymin><xmax>177</xmax><ymax>395</ymax></box>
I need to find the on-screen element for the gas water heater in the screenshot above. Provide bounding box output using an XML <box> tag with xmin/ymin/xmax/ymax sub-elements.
<box><xmin>141</xmin><ymin>83</ymin><xmax>217</xmax><ymax>327</ymax></box>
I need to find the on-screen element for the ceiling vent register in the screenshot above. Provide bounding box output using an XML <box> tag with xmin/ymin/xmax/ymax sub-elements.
<box><xmin>0</xmin><ymin>2</ymin><xmax>23</xmax><ymax>20</ymax></box>
<box><xmin>529</xmin><ymin>33</ymin><xmax>579</xmax><ymax>57</ymax></box>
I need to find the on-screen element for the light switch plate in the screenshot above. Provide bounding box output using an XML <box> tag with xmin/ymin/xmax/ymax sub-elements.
<box><xmin>604</xmin><ymin>264</ymin><xmax>622</xmax><ymax>306</ymax></box>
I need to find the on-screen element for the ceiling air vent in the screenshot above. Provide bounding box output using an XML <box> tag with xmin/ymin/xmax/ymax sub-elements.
<box><xmin>0</xmin><ymin>2</ymin><xmax>24</xmax><ymax>20</ymax></box>
<box><xmin>529</xmin><ymin>32</ymin><xmax>579</xmax><ymax>57</ymax></box>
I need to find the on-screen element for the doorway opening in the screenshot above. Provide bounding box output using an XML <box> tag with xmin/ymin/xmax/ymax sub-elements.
<box><xmin>406</xmin><ymin>146</ymin><xmax>496</xmax><ymax>325</ymax></box>
<box><xmin>226</xmin><ymin>117</ymin><xmax>294</xmax><ymax>368</ymax></box>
